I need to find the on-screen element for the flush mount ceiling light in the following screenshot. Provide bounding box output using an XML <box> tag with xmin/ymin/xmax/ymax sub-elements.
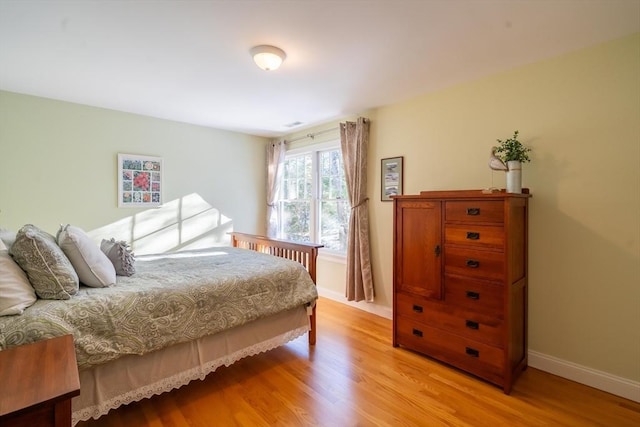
<box><xmin>250</xmin><ymin>45</ymin><xmax>286</xmax><ymax>71</ymax></box>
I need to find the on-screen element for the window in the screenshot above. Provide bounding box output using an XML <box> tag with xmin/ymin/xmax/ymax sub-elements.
<box><xmin>278</xmin><ymin>143</ymin><xmax>350</xmax><ymax>253</ymax></box>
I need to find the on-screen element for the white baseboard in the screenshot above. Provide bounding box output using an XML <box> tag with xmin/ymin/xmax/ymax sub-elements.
<box><xmin>318</xmin><ymin>289</ymin><xmax>639</xmax><ymax>403</ymax></box>
<box><xmin>316</xmin><ymin>286</ymin><xmax>393</xmax><ymax>319</ymax></box>
<box><xmin>528</xmin><ymin>350</ymin><xmax>640</xmax><ymax>402</ymax></box>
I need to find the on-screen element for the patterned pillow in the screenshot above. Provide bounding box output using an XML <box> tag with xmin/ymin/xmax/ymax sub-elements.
<box><xmin>57</xmin><ymin>224</ymin><xmax>116</xmax><ymax>288</ymax></box>
<box><xmin>100</xmin><ymin>238</ymin><xmax>136</xmax><ymax>276</ymax></box>
<box><xmin>0</xmin><ymin>239</ymin><xmax>37</xmax><ymax>316</ymax></box>
<box><xmin>10</xmin><ymin>224</ymin><xmax>79</xmax><ymax>300</ymax></box>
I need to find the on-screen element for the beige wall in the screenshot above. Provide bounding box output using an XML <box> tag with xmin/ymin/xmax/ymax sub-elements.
<box><xmin>0</xmin><ymin>91</ymin><xmax>268</xmax><ymax>252</ymax></box>
<box><xmin>287</xmin><ymin>33</ymin><xmax>640</xmax><ymax>382</ymax></box>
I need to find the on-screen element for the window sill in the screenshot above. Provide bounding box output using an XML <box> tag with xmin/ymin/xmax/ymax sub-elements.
<box><xmin>318</xmin><ymin>249</ymin><xmax>347</xmax><ymax>265</ymax></box>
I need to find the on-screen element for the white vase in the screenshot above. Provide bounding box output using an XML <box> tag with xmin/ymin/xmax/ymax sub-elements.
<box><xmin>506</xmin><ymin>161</ymin><xmax>522</xmax><ymax>193</ymax></box>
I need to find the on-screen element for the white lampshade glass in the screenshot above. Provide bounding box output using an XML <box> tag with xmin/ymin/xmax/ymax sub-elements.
<box><xmin>253</xmin><ymin>52</ymin><xmax>283</xmax><ymax>71</ymax></box>
<box><xmin>250</xmin><ymin>45</ymin><xmax>286</xmax><ymax>71</ymax></box>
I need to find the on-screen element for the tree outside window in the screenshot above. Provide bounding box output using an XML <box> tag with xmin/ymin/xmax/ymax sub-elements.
<box><xmin>278</xmin><ymin>145</ymin><xmax>349</xmax><ymax>253</ymax></box>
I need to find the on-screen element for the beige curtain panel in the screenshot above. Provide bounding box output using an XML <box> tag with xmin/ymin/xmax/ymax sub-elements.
<box><xmin>266</xmin><ymin>140</ymin><xmax>286</xmax><ymax>237</ymax></box>
<box><xmin>340</xmin><ymin>117</ymin><xmax>374</xmax><ymax>302</ymax></box>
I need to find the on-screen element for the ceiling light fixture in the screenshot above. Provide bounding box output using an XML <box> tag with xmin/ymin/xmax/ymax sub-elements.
<box><xmin>250</xmin><ymin>45</ymin><xmax>286</xmax><ymax>71</ymax></box>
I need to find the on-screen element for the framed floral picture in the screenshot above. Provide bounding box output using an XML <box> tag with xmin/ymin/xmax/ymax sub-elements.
<box><xmin>117</xmin><ymin>153</ymin><xmax>163</xmax><ymax>207</ymax></box>
<box><xmin>381</xmin><ymin>156</ymin><xmax>403</xmax><ymax>201</ymax></box>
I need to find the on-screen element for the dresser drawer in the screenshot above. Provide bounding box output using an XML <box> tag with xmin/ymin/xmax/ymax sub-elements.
<box><xmin>396</xmin><ymin>316</ymin><xmax>505</xmax><ymax>385</ymax></box>
<box><xmin>444</xmin><ymin>247</ymin><xmax>504</xmax><ymax>281</ymax></box>
<box><xmin>396</xmin><ymin>292</ymin><xmax>436</xmax><ymax>322</ymax></box>
<box><xmin>396</xmin><ymin>292</ymin><xmax>503</xmax><ymax>347</ymax></box>
<box><xmin>445</xmin><ymin>224</ymin><xmax>504</xmax><ymax>249</ymax></box>
<box><xmin>445</xmin><ymin>275</ymin><xmax>503</xmax><ymax>316</ymax></box>
<box><xmin>445</xmin><ymin>201</ymin><xmax>504</xmax><ymax>224</ymax></box>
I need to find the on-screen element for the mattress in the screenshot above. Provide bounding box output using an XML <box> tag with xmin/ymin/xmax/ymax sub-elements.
<box><xmin>0</xmin><ymin>247</ymin><xmax>318</xmax><ymax>369</ymax></box>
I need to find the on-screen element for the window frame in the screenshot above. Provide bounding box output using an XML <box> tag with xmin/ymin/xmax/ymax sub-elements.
<box><xmin>279</xmin><ymin>140</ymin><xmax>349</xmax><ymax>260</ymax></box>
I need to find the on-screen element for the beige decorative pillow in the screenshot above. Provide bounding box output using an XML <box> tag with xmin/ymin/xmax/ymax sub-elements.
<box><xmin>100</xmin><ymin>238</ymin><xmax>136</xmax><ymax>276</ymax></box>
<box><xmin>10</xmin><ymin>224</ymin><xmax>79</xmax><ymax>300</ymax></box>
<box><xmin>0</xmin><ymin>239</ymin><xmax>37</xmax><ymax>316</ymax></box>
<box><xmin>57</xmin><ymin>224</ymin><xmax>116</xmax><ymax>288</ymax></box>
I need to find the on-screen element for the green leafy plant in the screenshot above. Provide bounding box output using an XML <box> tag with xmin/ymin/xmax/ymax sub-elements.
<box><xmin>495</xmin><ymin>130</ymin><xmax>531</xmax><ymax>163</ymax></box>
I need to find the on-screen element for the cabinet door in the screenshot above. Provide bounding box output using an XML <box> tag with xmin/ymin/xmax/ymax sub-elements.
<box><xmin>395</xmin><ymin>200</ymin><xmax>442</xmax><ymax>299</ymax></box>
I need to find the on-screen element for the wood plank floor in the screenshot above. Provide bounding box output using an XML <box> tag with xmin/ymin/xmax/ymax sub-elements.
<box><xmin>78</xmin><ymin>297</ymin><xmax>640</xmax><ymax>426</ymax></box>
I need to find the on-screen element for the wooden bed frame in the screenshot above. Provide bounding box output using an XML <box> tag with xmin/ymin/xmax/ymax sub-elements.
<box><xmin>230</xmin><ymin>232</ymin><xmax>323</xmax><ymax>345</ymax></box>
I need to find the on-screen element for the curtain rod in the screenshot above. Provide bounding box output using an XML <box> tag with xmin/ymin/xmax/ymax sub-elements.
<box><xmin>283</xmin><ymin>117</ymin><xmax>368</xmax><ymax>144</ymax></box>
<box><xmin>285</xmin><ymin>126</ymin><xmax>339</xmax><ymax>144</ymax></box>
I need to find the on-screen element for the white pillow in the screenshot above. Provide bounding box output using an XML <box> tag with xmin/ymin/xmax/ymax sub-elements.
<box><xmin>0</xmin><ymin>228</ymin><xmax>16</xmax><ymax>249</ymax></box>
<box><xmin>0</xmin><ymin>239</ymin><xmax>37</xmax><ymax>316</ymax></box>
<box><xmin>57</xmin><ymin>224</ymin><xmax>116</xmax><ymax>288</ymax></box>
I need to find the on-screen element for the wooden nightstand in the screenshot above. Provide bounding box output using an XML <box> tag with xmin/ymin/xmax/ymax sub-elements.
<box><xmin>0</xmin><ymin>335</ymin><xmax>80</xmax><ymax>427</ymax></box>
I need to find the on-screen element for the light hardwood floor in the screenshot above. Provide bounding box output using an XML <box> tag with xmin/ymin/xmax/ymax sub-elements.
<box><xmin>78</xmin><ymin>297</ymin><xmax>640</xmax><ymax>426</ymax></box>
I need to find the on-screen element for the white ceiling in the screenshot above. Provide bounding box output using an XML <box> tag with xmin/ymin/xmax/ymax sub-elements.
<box><xmin>1</xmin><ymin>1</ymin><xmax>638</xmax><ymax>137</ymax></box>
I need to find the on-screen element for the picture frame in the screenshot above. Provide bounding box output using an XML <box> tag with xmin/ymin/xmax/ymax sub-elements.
<box><xmin>117</xmin><ymin>153</ymin><xmax>163</xmax><ymax>207</ymax></box>
<box><xmin>381</xmin><ymin>156</ymin><xmax>403</xmax><ymax>201</ymax></box>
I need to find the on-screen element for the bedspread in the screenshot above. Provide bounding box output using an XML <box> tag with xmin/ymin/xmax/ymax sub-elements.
<box><xmin>0</xmin><ymin>247</ymin><xmax>318</xmax><ymax>369</ymax></box>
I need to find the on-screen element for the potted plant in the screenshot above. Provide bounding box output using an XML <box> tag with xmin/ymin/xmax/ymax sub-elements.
<box><xmin>494</xmin><ymin>130</ymin><xmax>531</xmax><ymax>193</ymax></box>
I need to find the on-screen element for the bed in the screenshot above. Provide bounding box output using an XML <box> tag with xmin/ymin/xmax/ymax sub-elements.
<box><xmin>0</xmin><ymin>231</ymin><xmax>322</xmax><ymax>425</ymax></box>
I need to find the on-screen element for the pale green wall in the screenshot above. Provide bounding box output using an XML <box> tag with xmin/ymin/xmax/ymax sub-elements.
<box><xmin>288</xmin><ymin>33</ymin><xmax>640</xmax><ymax>382</ymax></box>
<box><xmin>0</xmin><ymin>91</ymin><xmax>268</xmax><ymax>252</ymax></box>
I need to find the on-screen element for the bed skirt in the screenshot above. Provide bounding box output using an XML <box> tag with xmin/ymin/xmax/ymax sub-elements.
<box><xmin>72</xmin><ymin>306</ymin><xmax>310</xmax><ymax>425</ymax></box>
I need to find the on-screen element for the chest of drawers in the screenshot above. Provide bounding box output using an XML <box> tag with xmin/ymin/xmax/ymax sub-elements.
<box><xmin>393</xmin><ymin>190</ymin><xmax>530</xmax><ymax>393</ymax></box>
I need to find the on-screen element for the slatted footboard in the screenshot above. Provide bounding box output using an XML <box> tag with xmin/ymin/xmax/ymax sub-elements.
<box><xmin>230</xmin><ymin>232</ymin><xmax>323</xmax><ymax>345</ymax></box>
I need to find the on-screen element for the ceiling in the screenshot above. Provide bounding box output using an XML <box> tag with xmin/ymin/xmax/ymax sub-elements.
<box><xmin>0</xmin><ymin>1</ymin><xmax>638</xmax><ymax>138</ymax></box>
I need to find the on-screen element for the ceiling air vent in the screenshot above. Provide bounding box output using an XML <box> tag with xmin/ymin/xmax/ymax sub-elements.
<box><xmin>283</xmin><ymin>121</ymin><xmax>303</xmax><ymax>128</ymax></box>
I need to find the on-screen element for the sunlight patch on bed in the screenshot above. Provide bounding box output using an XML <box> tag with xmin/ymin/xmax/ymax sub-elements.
<box><xmin>140</xmin><ymin>249</ymin><xmax>230</xmax><ymax>261</ymax></box>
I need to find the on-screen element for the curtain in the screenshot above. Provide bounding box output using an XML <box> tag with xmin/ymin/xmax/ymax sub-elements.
<box><xmin>340</xmin><ymin>117</ymin><xmax>374</xmax><ymax>302</ymax></box>
<box><xmin>266</xmin><ymin>140</ymin><xmax>286</xmax><ymax>237</ymax></box>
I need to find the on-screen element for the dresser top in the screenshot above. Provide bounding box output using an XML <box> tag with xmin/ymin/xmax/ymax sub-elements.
<box><xmin>393</xmin><ymin>189</ymin><xmax>531</xmax><ymax>200</ymax></box>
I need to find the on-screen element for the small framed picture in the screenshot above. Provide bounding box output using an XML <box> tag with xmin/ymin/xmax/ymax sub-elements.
<box><xmin>118</xmin><ymin>153</ymin><xmax>163</xmax><ymax>207</ymax></box>
<box><xmin>381</xmin><ymin>156</ymin><xmax>403</xmax><ymax>201</ymax></box>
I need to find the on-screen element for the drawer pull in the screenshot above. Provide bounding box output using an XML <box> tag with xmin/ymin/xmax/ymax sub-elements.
<box><xmin>412</xmin><ymin>328</ymin><xmax>423</xmax><ymax>338</ymax></box>
<box><xmin>465</xmin><ymin>320</ymin><xmax>479</xmax><ymax>330</ymax></box>
<box><xmin>466</xmin><ymin>207</ymin><xmax>480</xmax><ymax>216</ymax></box>
<box><xmin>412</xmin><ymin>304</ymin><xmax>423</xmax><ymax>313</ymax></box>
<box><xmin>434</xmin><ymin>244</ymin><xmax>441</xmax><ymax>257</ymax></box>
<box><xmin>466</xmin><ymin>232</ymin><xmax>480</xmax><ymax>240</ymax></box>
<box><xmin>466</xmin><ymin>291</ymin><xmax>480</xmax><ymax>300</ymax></box>
<box><xmin>465</xmin><ymin>347</ymin><xmax>480</xmax><ymax>358</ymax></box>
<box><xmin>466</xmin><ymin>259</ymin><xmax>480</xmax><ymax>268</ymax></box>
